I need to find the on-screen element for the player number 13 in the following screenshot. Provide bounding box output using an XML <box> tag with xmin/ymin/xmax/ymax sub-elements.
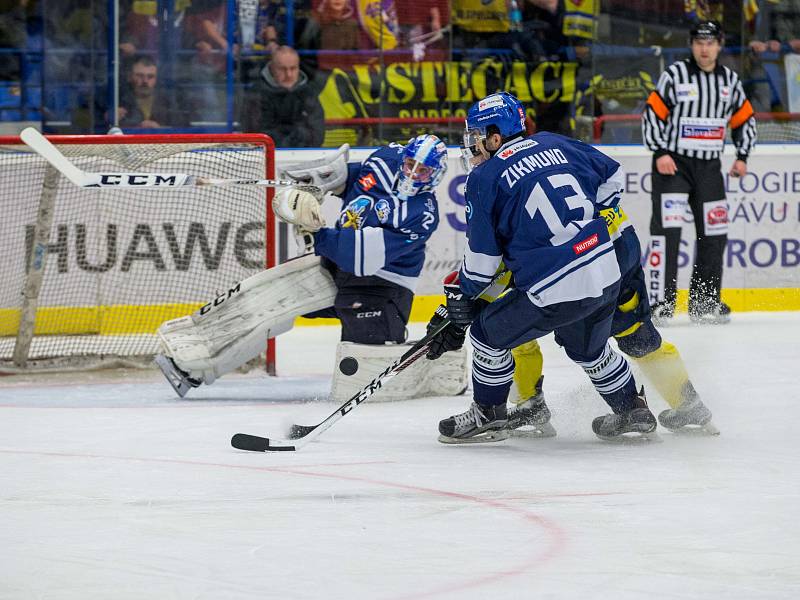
<box><xmin>524</xmin><ymin>173</ymin><xmax>594</xmax><ymax>245</ymax></box>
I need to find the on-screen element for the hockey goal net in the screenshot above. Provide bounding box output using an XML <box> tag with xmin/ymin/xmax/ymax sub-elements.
<box><xmin>0</xmin><ymin>133</ymin><xmax>276</xmax><ymax>373</ymax></box>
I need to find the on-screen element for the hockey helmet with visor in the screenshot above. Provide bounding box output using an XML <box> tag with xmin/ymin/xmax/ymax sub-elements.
<box><xmin>462</xmin><ymin>92</ymin><xmax>526</xmax><ymax>172</ymax></box>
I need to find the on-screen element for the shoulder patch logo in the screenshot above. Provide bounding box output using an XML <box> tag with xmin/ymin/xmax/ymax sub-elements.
<box><xmin>375</xmin><ymin>198</ymin><xmax>391</xmax><ymax>224</ymax></box>
<box><xmin>359</xmin><ymin>173</ymin><xmax>377</xmax><ymax>191</ymax></box>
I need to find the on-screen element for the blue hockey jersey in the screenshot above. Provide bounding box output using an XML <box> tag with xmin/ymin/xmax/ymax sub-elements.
<box><xmin>459</xmin><ymin>132</ymin><xmax>632</xmax><ymax>306</ymax></box>
<box><xmin>313</xmin><ymin>145</ymin><xmax>440</xmax><ymax>291</ymax></box>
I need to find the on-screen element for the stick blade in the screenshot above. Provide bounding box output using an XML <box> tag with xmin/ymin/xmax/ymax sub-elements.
<box><xmin>20</xmin><ymin>127</ymin><xmax>91</xmax><ymax>187</ymax></box>
<box><xmin>231</xmin><ymin>433</ymin><xmax>296</xmax><ymax>452</ymax></box>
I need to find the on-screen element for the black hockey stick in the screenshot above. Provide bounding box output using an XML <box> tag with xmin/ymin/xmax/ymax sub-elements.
<box><xmin>231</xmin><ymin>272</ymin><xmax>506</xmax><ymax>452</ymax></box>
<box><xmin>231</xmin><ymin>316</ymin><xmax>451</xmax><ymax>452</ymax></box>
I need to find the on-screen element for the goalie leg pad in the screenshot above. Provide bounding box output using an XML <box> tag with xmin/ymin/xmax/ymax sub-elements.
<box><xmin>331</xmin><ymin>341</ymin><xmax>469</xmax><ymax>403</ymax></box>
<box><xmin>158</xmin><ymin>254</ymin><xmax>337</xmax><ymax>382</ymax></box>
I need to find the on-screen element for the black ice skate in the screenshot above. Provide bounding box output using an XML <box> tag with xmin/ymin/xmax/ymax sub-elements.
<box><xmin>592</xmin><ymin>387</ymin><xmax>659</xmax><ymax>442</ymax></box>
<box><xmin>507</xmin><ymin>376</ymin><xmax>556</xmax><ymax>438</ymax></box>
<box><xmin>154</xmin><ymin>354</ymin><xmax>202</xmax><ymax>398</ymax></box>
<box><xmin>689</xmin><ymin>300</ymin><xmax>731</xmax><ymax>325</ymax></box>
<box><xmin>658</xmin><ymin>395</ymin><xmax>720</xmax><ymax>435</ymax></box>
<box><xmin>650</xmin><ymin>301</ymin><xmax>675</xmax><ymax>327</ymax></box>
<box><xmin>438</xmin><ymin>402</ymin><xmax>509</xmax><ymax>444</ymax></box>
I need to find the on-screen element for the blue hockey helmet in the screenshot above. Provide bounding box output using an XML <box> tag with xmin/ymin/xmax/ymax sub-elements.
<box><xmin>396</xmin><ymin>134</ymin><xmax>448</xmax><ymax>200</ymax></box>
<box><xmin>465</xmin><ymin>92</ymin><xmax>526</xmax><ymax>140</ymax></box>
<box><xmin>462</xmin><ymin>93</ymin><xmax>526</xmax><ymax>171</ymax></box>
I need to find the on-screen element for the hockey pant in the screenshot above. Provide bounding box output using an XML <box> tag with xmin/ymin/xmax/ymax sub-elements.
<box><xmin>304</xmin><ymin>258</ymin><xmax>413</xmax><ymax>345</ymax></box>
<box><xmin>649</xmin><ymin>154</ymin><xmax>728</xmax><ymax>310</ymax></box>
<box><xmin>158</xmin><ymin>254</ymin><xmax>337</xmax><ymax>384</ymax></box>
<box><xmin>469</xmin><ymin>284</ymin><xmax>639</xmax><ymax>414</ymax></box>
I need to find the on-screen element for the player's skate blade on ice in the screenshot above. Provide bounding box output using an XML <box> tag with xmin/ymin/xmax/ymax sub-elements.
<box><xmin>154</xmin><ymin>354</ymin><xmax>201</xmax><ymax>398</ymax></box>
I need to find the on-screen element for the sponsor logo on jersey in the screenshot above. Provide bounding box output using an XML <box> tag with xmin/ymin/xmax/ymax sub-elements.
<box><xmin>573</xmin><ymin>233</ymin><xmax>599</xmax><ymax>255</ymax></box>
<box><xmin>707</xmin><ymin>206</ymin><xmax>728</xmax><ymax>225</ymax></box>
<box><xmin>497</xmin><ymin>139</ymin><xmax>539</xmax><ymax>159</ymax></box>
<box><xmin>676</xmin><ymin>83</ymin><xmax>698</xmax><ymax>101</ymax></box>
<box><xmin>680</xmin><ymin>124</ymin><xmax>725</xmax><ymax>140</ymax></box>
<box><xmin>375</xmin><ymin>198</ymin><xmax>391</xmax><ymax>224</ymax></box>
<box><xmin>720</xmin><ymin>86</ymin><xmax>731</xmax><ymax>100</ymax></box>
<box><xmin>359</xmin><ymin>173</ymin><xmax>377</xmax><ymax>191</ymax></box>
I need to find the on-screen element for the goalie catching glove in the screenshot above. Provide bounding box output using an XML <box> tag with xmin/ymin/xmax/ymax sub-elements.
<box><xmin>272</xmin><ymin>187</ymin><xmax>326</xmax><ymax>232</ymax></box>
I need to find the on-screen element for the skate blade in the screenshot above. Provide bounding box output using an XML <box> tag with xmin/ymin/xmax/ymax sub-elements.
<box><xmin>438</xmin><ymin>429</ymin><xmax>510</xmax><ymax>445</ymax></box>
<box><xmin>508</xmin><ymin>422</ymin><xmax>557</xmax><ymax>438</ymax></box>
<box><xmin>665</xmin><ymin>421</ymin><xmax>721</xmax><ymax>436</ymax></box>
<box><xmin>596</xmin><ymin>430</ymin><xmax>662</xmax><ymax>444</ymax></box>
<box><xmin>154</xmin><ymin>355</ymin><xmax>192</xmax><ymax>398</ymax></box>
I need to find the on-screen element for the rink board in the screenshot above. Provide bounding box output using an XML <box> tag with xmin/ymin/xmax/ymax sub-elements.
<box><xmin>1</xmin><ymin>145</ymin><xmax>798</xmax><ymax>337</ymax></box>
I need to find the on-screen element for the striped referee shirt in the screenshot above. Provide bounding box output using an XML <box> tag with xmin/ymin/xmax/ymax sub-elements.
<box><xmin>642</xmin><ymin>57</ymin><xmax>757</xmax><ymax>161</ymax></box>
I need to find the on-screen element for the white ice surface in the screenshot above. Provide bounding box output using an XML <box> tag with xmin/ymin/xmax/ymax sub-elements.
<box><xmin>1</xmin><ymin>314</ymin><xmax>799</xmax><ymax>599</ymax></box>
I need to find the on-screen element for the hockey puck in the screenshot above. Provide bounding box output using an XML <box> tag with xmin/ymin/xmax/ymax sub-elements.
<box><xmin>339</xmin><ymin>356</ymin><xmax>359</xmax><ymax>376</ymax></box>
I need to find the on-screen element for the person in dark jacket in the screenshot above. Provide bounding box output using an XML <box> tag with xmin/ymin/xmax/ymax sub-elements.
<box><xmin>117</xmin><ymin>54</ymin><xmax>188</xmax><ymax>128</ymax></box>
<box><xmin>244</xmin><ymin>45</ymin><xmax>325</xmax><ymax>147</ymax></box>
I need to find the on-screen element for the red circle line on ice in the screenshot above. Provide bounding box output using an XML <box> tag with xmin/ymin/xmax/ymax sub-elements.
<box><xmin>1</xmin><ymin>449</ymin><xmax>569</xmax><ymax>598</ymax></box>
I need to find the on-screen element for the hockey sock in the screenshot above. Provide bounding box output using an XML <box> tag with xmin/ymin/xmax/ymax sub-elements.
<box><xmin>470</xmin><ymin>327</ymin><xmax>515</xmax><ymax>407</ymax></box>
<box><xmin>511</xmin><ymin>339</ymin><xmax>544</xmax><ymax>405</ymax></box>
<box><xmin>572</xmin><ymin>343</ymin><xmax>637</xmax><ymax>413</ymax></box>
<box><xmin>632</xmin><ymin>341</ymin><xmax>696</xmax><ymax>409</ymax></box>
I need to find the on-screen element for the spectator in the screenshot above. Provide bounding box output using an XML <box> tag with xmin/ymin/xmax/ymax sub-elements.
<box><xmin>242</xmin><ymin>45</ymin><xmax>324</xmax><ymax>147</ymax></box>
<box><xmin>296</xmin><ymin>0</ymin><xmax>362</xmax><ymax>71</ymax></box>
<box><xmin>354</xmin><ymin>0</ymin><xmax>400</xmax><ymax>50</ymax></box>
<box><xmin>451</xmin><ymin>0</ymin><xmax>511</xmax><ymax>55</ymax></box>
<box><xmin>119</xmin><ymin>0</ymin><xmax>190</xmax><ymax>58</ymax></box>
<box><xmin>251</xmin><ymin>0</ymin><xmax>283</xmax><ymax>53</ymax></box>
<box><xmin>0</xmin><ymin>0</ymin><xmax>29</xmax><ymax>81</ymax></box>
<box><xmin>117</xmin><ymin>54</ymin><xmax>187</xmax><ymax>128</ymax></box>
<box><xmin>748</xmin><ymin>0</ymin><xmax>800</xmax><ymax>110</ymax></box>
<box><xmin>394</xmin><ymin>0</ymin><xmax>449</xmax><ymax>61</ymax></box>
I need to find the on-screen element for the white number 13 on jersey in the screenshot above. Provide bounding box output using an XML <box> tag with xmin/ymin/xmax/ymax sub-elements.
<box><xmin>524</xmin><ymin>173</ymin><xmax>594</xmax><ymax>245</ymax></box>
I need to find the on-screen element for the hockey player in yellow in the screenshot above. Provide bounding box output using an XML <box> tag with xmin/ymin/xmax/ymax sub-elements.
<box><xmin>497</xmin><ymin>207</ymin><xmax>719</xmax><ymax>437</ymax></box>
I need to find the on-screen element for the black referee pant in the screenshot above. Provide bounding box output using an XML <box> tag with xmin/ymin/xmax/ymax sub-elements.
<box><xmin>649</xmin><ymin>153</ymin><xmax>728</xmax><ymax>313</ymax></box>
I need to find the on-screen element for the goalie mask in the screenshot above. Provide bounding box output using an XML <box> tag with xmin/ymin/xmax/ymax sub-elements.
<box><xmin>462</xmin><ymin>92</ymin><xmax>526</xmax><ymax>172</ymax></box>
<box><xmin>396</xmin><ymin>134</ymin><xmax>448</xmax><ymax>200</ymax></box>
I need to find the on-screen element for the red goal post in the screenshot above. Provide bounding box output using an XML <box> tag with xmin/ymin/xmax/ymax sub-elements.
<box><xmin>0</xmin><ymin>132</ymin><xmax>277</xmax><ymax>373</ymax></box>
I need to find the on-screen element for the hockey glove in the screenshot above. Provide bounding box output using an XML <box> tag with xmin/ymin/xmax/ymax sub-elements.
<box><xmin>425</xmin><ymin>305</ymin><xmax>467</xmax><ymax>360</ymax></box>
<box><xmin>443</xmin><ymin>271</ymin><xmax>476</xmax><ymax>327</ymax></box>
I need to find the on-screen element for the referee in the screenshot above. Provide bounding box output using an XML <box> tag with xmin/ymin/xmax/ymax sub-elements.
<box><xmin>642</xmin><ymin>20</ymin><xmax>756</xmax><ymax>324</ymax></box>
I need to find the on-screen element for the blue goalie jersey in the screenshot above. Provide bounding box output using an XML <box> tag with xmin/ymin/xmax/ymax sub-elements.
<box><xmin>459</xmin><ymin>132</ymin><xmax>631</xmax><ymax>306</ymax></box>
<box><xmin>313</xmin><ymin>145</ymin><xmax>440</xmax><ymax>291</ymax></box>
